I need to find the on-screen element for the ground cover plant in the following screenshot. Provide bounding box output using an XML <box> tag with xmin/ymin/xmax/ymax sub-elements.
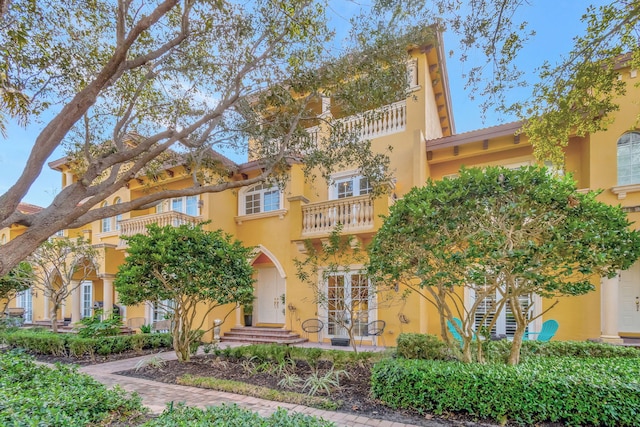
<box><xmin>141</xmin><ymin>403</ymin><xmax>334</xmax><ymax>427</ymax></box>
<box><xmin>0</xmin><ymin>351</ymin><xmax>146</xmax><ymax>426</ymax></box>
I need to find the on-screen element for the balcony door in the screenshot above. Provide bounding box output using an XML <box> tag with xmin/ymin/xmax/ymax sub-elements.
<box><xmin>255</xmin><ymin>266</ymin><xmax>285</xmax><ymax>325</ymax></box>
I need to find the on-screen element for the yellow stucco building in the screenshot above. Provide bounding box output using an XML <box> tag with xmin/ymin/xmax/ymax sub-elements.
<box><xmin>3</xmin><ymin>37</ymin><xmax>640</xmax><ymax>347</ymax></box>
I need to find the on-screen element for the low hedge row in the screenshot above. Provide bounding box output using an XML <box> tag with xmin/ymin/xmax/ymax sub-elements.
<box><xmin>143</xmin><ymin>403</ymin><xmax>334</xmax><ymax>426</ymax></box>
<box><xmin>0</xmin><ymin>329</ymin><xmax>172</xmax><ymax>357</ymax></box>
<box><xmin>371</xmin><ymin>357</ymin><xmax>640</xmax><ymax>426</ymax></box>
<box><xmin>396</xmin><ymin>333</ymin><xmax>640</xmax><ymax>362</ymax></box>
<box><xmin>0</xmin><ymin>351</ymin><xmax>146</xmax><ymax>426</ymax></box>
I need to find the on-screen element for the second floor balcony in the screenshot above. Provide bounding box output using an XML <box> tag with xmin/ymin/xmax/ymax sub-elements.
<box><xmin>117</xmin><ymin>211</ymin><xmax>201</xmax><ymax>249</ymax></box>
<box><xmin>301</xmin><ymin>195</ymin><xmax>375</xmax><ymax>237</ymax></box>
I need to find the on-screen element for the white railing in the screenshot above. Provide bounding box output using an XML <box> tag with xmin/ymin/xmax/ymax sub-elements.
<box><xmin>339</xmin><ymin>99</ymin><xmax>406</xmax><ymax>140</ymax></box>
<box><xmin>302</xmin><ymin>195</ymin><xmax>374</xmax><ymax>236</ymax></box>
<box><xmin>117</xmin><ymin>211</ymin><xmax>201</xmax><ymax>249</ymax></box>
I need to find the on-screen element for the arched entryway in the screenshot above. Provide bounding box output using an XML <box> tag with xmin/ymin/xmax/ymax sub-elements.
<box><xmin>251</xmin><ymin>245</ymin><xmax>286</xmax><ymax>326</ymax></box>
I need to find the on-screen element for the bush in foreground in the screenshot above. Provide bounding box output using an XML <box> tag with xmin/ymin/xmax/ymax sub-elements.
<box><xmin>371</xmin><ymin>357</ymin><xmax>640</xmax><ymax>426</ymax></box>
<box><xmin>142</xmin><ymin>403</ymin><xmax>334</xmax><ymax>426</ymax></box>
<box><xmin>0</xmin><ymin>351</ymin><xmax>146</xmax><ymax>426</ymax></box>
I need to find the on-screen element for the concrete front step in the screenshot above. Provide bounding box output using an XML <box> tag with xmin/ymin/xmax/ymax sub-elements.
<box><xmin>221</xmin><ymin>326</ymin><xmax>307</xmax><ymax>345</ymax></box>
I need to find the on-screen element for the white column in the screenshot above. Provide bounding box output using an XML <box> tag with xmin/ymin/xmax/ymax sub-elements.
<box><xmin>235</xmin><ymin>302</ymin><xmax>242</xmax><ymax>328</ymax></box>
<box><xmin>103</xmin><ymin>276</ymin><xmax>114</xmax><ymax>316</ymax></box>
<box><xmin>43</xmin><ymin>293</ymin><xmax>50</xmax><ymax>321</ymax></box>
<box><xmin>601</xmin><ymin>273</ymin><xmax>624</xmax><ymax>344</ymax></box>
<box><xmin>70</xmin><ymin>280</ymin><xmax>81</xmax><ymax>324</ymax></box>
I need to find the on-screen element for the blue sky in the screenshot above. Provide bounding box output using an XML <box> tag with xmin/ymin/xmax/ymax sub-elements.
<box><xmin>0</xmin><ymin>2</ymin><xmax>604</xmax><ymax>207</ymax></box>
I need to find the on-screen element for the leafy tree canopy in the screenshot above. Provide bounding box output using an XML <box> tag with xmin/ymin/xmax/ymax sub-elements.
<box><xmin>114</xmin><ymin>223</ymin><xmax>255</xmax><ymax>361</ymax></box>
<box><xmin>368</xmin><ymin>166</ymin><xmax>640</xmax><ymax>363</ymax></box>
<box><xmin>0</xmin><ymin>261</ymin><xmax>32</xmax><ymax>312</ymax></box>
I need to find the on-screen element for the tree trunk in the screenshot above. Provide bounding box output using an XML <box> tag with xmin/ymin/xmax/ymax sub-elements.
<box><xmin>50</xmin><ymin>303</ymin><xmax>59</xmax><ymax>333</ymax></box>
<box><xmin>508</xmin><ymin>325</ymin><xmax>527</xmax><ymax>365</ymax></box>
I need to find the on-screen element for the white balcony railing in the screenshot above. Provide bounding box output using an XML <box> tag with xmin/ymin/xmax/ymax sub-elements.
<box><xmin>302</xmin><ymin>195</ymin><xmax>374</xmax><ymax>236</ymax></box>
<box><xmin>340</xmin><ymin>99</ymin><xmax>406</xmax><ymax>140</ymax></box>
<box><xmin>117</xmin><ymin>211</ymin><xmax>201</xmax><ymax>249</ymax></box>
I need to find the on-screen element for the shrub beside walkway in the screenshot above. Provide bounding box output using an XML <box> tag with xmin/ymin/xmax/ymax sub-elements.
<box><xmin>79</xmin><ymin>351</ymin><xmax>437</xmax><ymax>427</ymax></box>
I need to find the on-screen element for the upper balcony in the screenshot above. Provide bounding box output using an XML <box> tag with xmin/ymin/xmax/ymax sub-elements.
<box><xmin>301</xmin><ymin>195</ymin><xmax>375</xmax><ymax>237</ymax></box>
<box><xmin>304</xmin><ymin>99</ymin><xmax>407</xmax><ymax>149</ymax></box>
<box><xmin>117</xmin><ymin>211</ymin><xmax>201</xmax><ymax>249</ymax></box>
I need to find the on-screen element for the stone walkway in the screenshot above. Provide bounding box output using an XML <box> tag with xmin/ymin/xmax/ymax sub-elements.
<box><xmin>78</xmin><ymin>346</ymin><xmax>441</xmax><ymax>427</ymax></box>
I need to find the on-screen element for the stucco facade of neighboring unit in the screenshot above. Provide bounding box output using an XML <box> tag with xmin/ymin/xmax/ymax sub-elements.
<box><xmin>3</xmin><ymin>43</ymin><xmax>640</xmax><ymax>347</ymax></box>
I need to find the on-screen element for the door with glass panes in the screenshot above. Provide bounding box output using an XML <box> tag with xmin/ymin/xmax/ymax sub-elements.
<box><xmin>326</xmin><ymin>272</ymin><xmax>370</xmax><ymax>338</ymax></box>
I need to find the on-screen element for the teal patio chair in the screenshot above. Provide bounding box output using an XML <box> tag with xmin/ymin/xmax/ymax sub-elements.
<box><xmin>525</xmin><ymin>319</ymin><xmax>558</xmax><ymax>342</ymax></box>
<box><xmin>446</xmin><ymin>317</ymin><xmax>466</xmax><ymax>347</ymax></box>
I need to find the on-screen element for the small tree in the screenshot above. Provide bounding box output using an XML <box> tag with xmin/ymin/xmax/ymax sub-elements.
<box><xmin>369</xmin><ymin>166</ymin><xmax>640</xmax><ymax>364</ymax></box>
<box><xmin>115</xmin><ymin>223</ymin><xmax>255</xmax><ymax>362</ymax></box>
<box><xmin>0</xmin><ymin>261</ymin><xmax>32</xmax><ymax>314</ymax></box>
<box><xmin>28</xmin><ymin>237</ymin><xmax>99</xmax><ymax>332</ymax></box>
<box><xmin>295</xmin><ymin>226</ymin><xmax>399</xmax><ymax>353</ymax></box>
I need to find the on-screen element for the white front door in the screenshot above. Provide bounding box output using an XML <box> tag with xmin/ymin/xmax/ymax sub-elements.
<box><xmin>16</xmin><ymin>289</ymin><xmax>33</xmax><ymax>323</ymax></box>
<box><xmin>256</xmin><ymin>267</ymin><xmax>285</xmax><ymax>324</ymax></box>
<box><xmin>619</xmin><ymin>261</ymin><xmax>640</xmax><ymax>333</ymax></box>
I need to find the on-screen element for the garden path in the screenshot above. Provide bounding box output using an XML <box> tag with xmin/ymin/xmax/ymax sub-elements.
<box><xmin>79</xmin><ymin>343</ymin><xmax>446</xmax><ymax>427</ymax></box>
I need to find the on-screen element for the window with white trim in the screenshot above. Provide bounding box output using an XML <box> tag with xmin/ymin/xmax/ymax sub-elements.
<box><xmin>156</xmin><ymin>196</ymin><xmax>200</xmax><ymax>216</ymax></box>
<box><xmin>114</xmin><ymin>198</ymin><xmax>123</xmax><ymax>231</ymax></box>
<box><xmin>470</xmin><ymin>282</ymin><xmax>539</xmax><ymax>339</ymax></box>
<box><xmin>330</xmin><ymin>173</ymin><xmax>373</xmax><ymax>200</ymax></box>
<box><xmin>100</xmin><ymin>202</ymin><xmax>111</xmax><ymax>233</ymax></box>
<box><xmin>241</xmin><ymin>183</ymin><xmax>281</xmax><ymax>215</ymax></box>
<box><xmin>152</xmin><ymin>300</ymin><xmax>175</xmax><ymax>323</ymax></box>
<box><xmin>617</xmin><ymin>132</ymin><xmax>640</xmax><ymax>185</ymax></box>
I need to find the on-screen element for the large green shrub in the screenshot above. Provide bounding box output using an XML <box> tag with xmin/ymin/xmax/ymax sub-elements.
<box><xmin>142</xmin><ymin>403</ymin><xmax>334</xmax><ymax>426</ymax></box>
<box><xmin>0</xmin><ymin>351</ymin><xmax>146</xmax><ymax>426</ymax></box>
<box><xmin>371</xmin><ymin>357</ymin><xmax>640</xmax><ymax>426</ymax></box>
<box><xmin>396</xmin><ymin>333</ymin><xmax>451</xmax><ymax>360</ymax></box>
<box><xmin>0</xmin><ymin>329</ymin><xmax>172</xmax><ymax>357</ymax></box>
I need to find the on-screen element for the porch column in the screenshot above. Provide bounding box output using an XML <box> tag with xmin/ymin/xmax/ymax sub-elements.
<box><xmin>70</xmin><ymin>280</ymin><xmax>81</xmax><ymax>324</ymax></box>
<box><xmin>43</xmin><ymin>293</ymin><xmax>50</xmax><ymax>320</ymax></box>
<box><xmin>601</xmin><ymin>273</ymin><xmax>623</xmax><ymax>344</ymax></box>
<box><xmin>101</xmin><ymin>274</ymin><xmax>114</xmax><ymax>316</ymax></box>
<box><xmin>235</xmin><ymin>302</ymin><xmax>242</xmax><ymax>327</ymax></box>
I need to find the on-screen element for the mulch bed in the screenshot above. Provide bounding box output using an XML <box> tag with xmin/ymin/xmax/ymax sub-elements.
<box><xmin>115</xmin><ymin>353</ymin><xmax>496</xmax><ymax>427</ymax></box>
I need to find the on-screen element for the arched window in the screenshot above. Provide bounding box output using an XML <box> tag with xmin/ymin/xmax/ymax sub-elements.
<box><xmin>114</xmin><ymin>198</ymin><xmax>123</xmax><ymax>231</ymax></box>
<box><xmin>617</xmin><ymin>132</ymin><xmax>640</xmax><ymax>185</ymax></box>
<box><xmin>240</xmin><ymin>183</ymin><xmax>281</xmax><ymax>215</ymax></box>
<box><xmin>100</xmin><ymin>202</ymin><xmax>111</xmax><ymax>232</ymax></box>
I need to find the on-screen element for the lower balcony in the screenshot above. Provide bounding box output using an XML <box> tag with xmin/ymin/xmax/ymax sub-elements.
<box><xmin>117</xmin><ymin>211</ymin><xmax>201</xmax><ymax>249</ymax></box>
<box><xmin>301</xmin><ymin>195</ymin><xmax>375</xmax><ymax>237</ymax></box>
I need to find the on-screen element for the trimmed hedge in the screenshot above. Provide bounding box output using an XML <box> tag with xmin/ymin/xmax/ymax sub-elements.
<box><xmin>396</xmin><ymin>333</ymin><xmax>640</xmax><ymax>362</ymax></box>
<box><xmin>142</xmin><ymin>403</ymin><xmax>334</xmax><ymax>426</ymax></box>
<box><xmin>371</xmin><ymin>357</ymin><xmax>640</xmax><ymax>426</ymax></box>
<box><xmin>0</xmin><ymin>329</ymin><xmax>172</xmax><ymax>357</ymax></box>
<box><xmin>0</xmin><ymin>351</ymin><xmax>146</xmax><ymax>426</ymax></box>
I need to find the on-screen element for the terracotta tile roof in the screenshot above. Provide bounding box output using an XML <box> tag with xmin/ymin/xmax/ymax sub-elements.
<box><xmin>17</xmin><ymin>203</ymin><xmax>44</xmax><ymax>214</ymax></box>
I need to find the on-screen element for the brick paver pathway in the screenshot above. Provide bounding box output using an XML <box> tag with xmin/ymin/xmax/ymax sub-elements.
<box><xmin>78</xmin><ymin>349</ymin><xmax>446</xmax><ymax>427</ymax></box>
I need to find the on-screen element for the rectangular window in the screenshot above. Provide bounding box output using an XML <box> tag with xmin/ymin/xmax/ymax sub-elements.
<box><xmin>336</xmin><ymin>179</ymin><xmax>354</xmax><ymax>199</ymax></box>
<box><xmin>245</xmin><ymin>193</ymin><xmax>261</xmax><ymax>214</ymax></box>
<box><xmin>263</xmin><ymin>190</ymin><xmax>280</xmax><ymax>212</ymax></box>
<box><xmin>472</xmin><ymin>284</ymin><xmax>531</xmax><ymax>339</ymax></box>
<box><xmin>185</xmin><ymin>196</ymin><xmax>198</xmax><ymax>216</ymax></box>
<box><xmin>101</xmin><ymin>217</ymin><xmax>111</xmax><ymax>233</ymax></box>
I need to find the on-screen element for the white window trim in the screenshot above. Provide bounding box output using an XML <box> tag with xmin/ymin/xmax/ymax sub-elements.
<box><xmin>617</xmin><ymin>131</ymin><xmax>640</xmax><ymax>186</ymax></box>
<box><xmin>81</xmin><ymin>281</ymin><xmax>93</xmax><ymax>319</ymax></box>
<box><xmin>237</xmin><ymin>183</ymin><xmax>285</xmax><ymax>217</ymax></box>
<box><xmin>328</xmin><ymin>170</ymin><xmax>373</xmax><ymax>200</ymax></box>
<box><xmin>318</xmin><ymin>265</ymin><xmax>374</xmax><ymax>339</ymax></box>
<box><xmin>463</xmin><ymin>286</ymin><xmax>542</xmax><ymax>340</ymax></box>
